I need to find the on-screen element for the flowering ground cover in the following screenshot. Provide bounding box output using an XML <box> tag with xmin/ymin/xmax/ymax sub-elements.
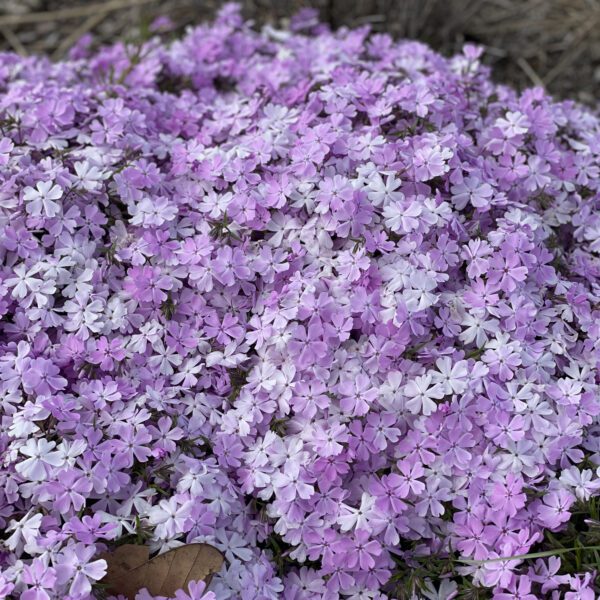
<box><xmin>1</xmin><ymin>4</ymin><xmax>600</xmax><ymax>599</ymax></box>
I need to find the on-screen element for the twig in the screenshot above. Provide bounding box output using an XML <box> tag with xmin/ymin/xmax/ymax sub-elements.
<box><xmin>516</xmin><ymin>57</ymin><xmax>545</xmax><ymax>87</ymax></box>
<box><xmin>0</xmin><ymin>0</ymin><xmax>158</xmax><ymax>27</ymax></box>
<box><xmin>543</xmin><ymin>18</ymin><xmax>598</xmax><ymax>86</ymax></box>
<box><xmin>352</xmin><ymin>14</ymin><xmax>386</xmax><ymax>25</ymax></box>
<box><xmin>51</xmin><ymin>12</ymin><xmax>107</xmax><ymax>61</ymax></box>
<box><xmin>0</xmin><ymin>25</ymin><xmax>26</xmax><ymax>56</ymax></box>
<box><xmin>484</xmin><ymin>46</ymin><xmax>508</xmax><ymax>57</ymax></box>
<box><xmin>440</xmin><ymin>0</ymin><xmax>482</xmax><ymax>40</ymax></box>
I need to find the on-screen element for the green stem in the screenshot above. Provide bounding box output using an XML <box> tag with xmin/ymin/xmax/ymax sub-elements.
<box><xmin>459</xmin><ymin>545</ymin><xmax>600</xmax><ymax>564</ymax></box>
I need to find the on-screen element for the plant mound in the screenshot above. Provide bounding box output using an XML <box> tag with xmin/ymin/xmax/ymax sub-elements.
<box><xmin>1</xmin><ymin>5</ymin><xmax>600</xmax><ymax>599</ymax></box>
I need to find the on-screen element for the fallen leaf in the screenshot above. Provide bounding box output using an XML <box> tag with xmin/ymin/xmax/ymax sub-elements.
<box><xmin>100</xmin><ymin>543</ymin><xmax>224</xmax><ymax>599</ymax></box>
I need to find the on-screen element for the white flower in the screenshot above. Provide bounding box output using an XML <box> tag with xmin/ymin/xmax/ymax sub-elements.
<box><xmin>97</xmin><ymin>511</ymin><xmax>136</xmax><ymax>539</ymax></box>
<box><xmin>16</xmin><ymin>438</ymin><xmax>64</xmax><ymax>481</ymax></box>
<box><xmin>23</xmin><ymin>180</ymin><xmax>63</xmax><ymax>218</ymax></box>
<box><xmin>130</xmin><ymin>197</ymin><xmax>177</xmax><ymax>227</ymax></box>
<box><xmin>127</xmin><ymin>319</ymin><xmax>163</xmax><ymax>354</ymax></box>
<box><xmin>205</xmin><ymin>341</ymin><xmax>249</xmax><ymax>368</ymax></box>
<box><xmin>147</xmin><ymin>497</ymin><xmax>193</xmax><ymax>539</ymax></box>
<box><xmin>198</xmin><ymin>190</ymin><xmax>232</xmax><ymax>219</ymax></box>
<box><xmin>63</xmin><ymin>291</ymin><xmax>105</xmax><ymax>334</ymax></box>
<box><xmin>61</xmin><ymin>267</ymin><xmax>94</xmax><ymax>299</ymax></box>
<box><xmin>459</xmin><ymin>312</ymin><xmax>499</xmax><ymax>347</ymax></box>
<box><xmin>379</xmin><ymin>370</ymin><xmax>404</xmax><ymax>411</ymax></box>
<box><xmin>366</xmin><ymin>173</ymin><xmax>403</xmax><ymax>206</ymax></box>
<box><xmin>431</xmin><ymin>357</ymin><xmax>468</xmax><ymax>395</ymax></box>
<box><xmin>404</xmin><ymin>374</ymin><xmax>445</xmax><ymax>416</ymax></box>
<box><xmin>337</xmin><ymin>493</ymin><xmax>375</xmax><ymax>532</ymax></box>
<box><xmin>171</xmin><ymin>355</ymin><xmax>203</xmax><ymax>388</ymax></box>
<box><xmin>495</xmin><ymin>111</ymin><xmax>530</xmax><ymax>137</ymax></box>
<box><xmin>560</xmin><ymin>466</ymin><xmax>600</xmax><ymax>501</ymax></box>
<box><xmin>72</xmin><ymin>160</ymin><xmax>105</xmax><ymax>191</ymax></box>
<box><xmin>421</xmin><ymin>576</ymin><xmax>458</xmax><ymax>600</ymax></box>
<box><xmin>498</xmin><ymin>439</ymin><xmax>539</xmax><ymax>478</ymax></box>
<box><xmin>57</xmin><ymin>439</ymin><xmax>87</xmax><ymax>466</ymax></box>
<box><xmin>403</xmin><ymin>271</ymin><xmax>438</xmax><ymax>312</ymax></box>
<box><xmin>5</xmin><ymin>264</ymin><xmax>42</xmax><ymax>301</ymax></box>
<box><xmin>214</xmin><ymin>529</ymin><xmax>254</xmax><ymax>563</ymax></box>
<box><xmin>177</xmin><ymin>463</ymin><xmax>214</xmax><ymax>496</ymax></box>
<box><xmin>148</xmin><ymin>339</ymin><xmax>183</xmax><ymax>376</ymax></box>
<box><xmin>5</xmin><ymin>510</ymin><xmax>43</xmax><ymax>555</ymax></box>
<box><xmin>247</xmin><ymin>360</ymin><xmax>278</xmax><ymax>392</ymax></box>
<box><xmin>382</xmin><ymin>200</ymin><xmax>421</xmax><ymax>233</ymax></box>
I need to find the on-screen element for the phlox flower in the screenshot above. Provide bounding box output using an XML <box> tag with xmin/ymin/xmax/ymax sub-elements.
<box><xmin>0</xmin><ymin>6</ymin><xmax>599</xmax><ymax>598</ymax></box>
<box><xmin>536</xmin><ymin>489</ymin><xmax>575</xmax><ymax>530</ymax></box>
<box><xmin>560</xmin><ymin>466</ymin><xmax>600</xmax><ymax>501</ymax></box>
<box><xmin>5</xmin><ymin>511</ymin><xmax>43</xmax><ymax>555</ymax></box>
<box><xmin>20</xmin><ymin>557</ymin><xmax>56</xmax><ymax>600</ymax></box>
<box><xmin>148</xmin><ymin>496</ymin><xmax>194</xmax><ymax>539</ymax></box>
<box><xmin>404</xmin><ymin>374</ymin><xmax>445</xmax><ymax>416</ymax></box>
<box><xmin>46</xmin><ymin>468</ymin><xmax>93</xmax><ymax>513</ymax></box>
<box><xmin>130</xmin><ymin>196</ymin><xmax>178</xmax><ymax>227</ymax></box>
<box><xmin>21</xmin><ymin>357</ymin><xmax>67</xmax><ymax>395</ymax></box>
<box><xmin>415</xmin><ymin>477</ymin><xmax>452</xmax><ymax>517</ymax></box>
<box><xmin>23</xmin><ymin>180</ymin><xmax>63</xmax><ymax>218</ymax></box>
<box><xmin>338</xmin><ymin>373</ymin><xmax>378</xmax><ymax>416</ymax></box>
<box><xmin>0</xmin><ymin>136</ymin><xmax>14</xmax><ymax>164</ymax></box>
<box><xmin>287</xmin><ymin>324</ymin><xmax>328</xmax><ymax>369</ymax></box>
<box><xmin>65</xmin><ymin>513</ymin><xmax>118</xmax><ymax>544</ymax></box>
<box><xmin>88</xmin><ymin>336</ymin><xmax>126</xmax><ymax>371</ymax></box>
<box><xmin>16</xmin><ymin>438</ymin><xmax>65</xmax><ymax>481</ymax></box>
<box><xmin>451</xmin><ymin>176</ymin><xmax>494</xmax><ymax>211</ymax></box>
<box><xmin>413</xmin><ymin>143</ymin><xmax>452</xmax><ymax>181</ymax></box>
<box><xmin>345</xmin><ymin>529</ymin><xmax>382</xmax><ymax>570</ymax></box>
<box><xmin>493</xmin><ymin>575</ymin><xmax>537</xmax><ymax>600</ymax></box>
<box><xmin>489</xmin><ymin>473</ymin><xmax>527</xmax><ymax>518</ymax></box>
<box><xmin>55</xmin><ymin>543</ymin><xmax>107</xmax><ymax>597</ymax></box>
<box><xmin>338</xmin><ymin>493</ymin><xmax>377</xmax><ymax>532</ymax></box>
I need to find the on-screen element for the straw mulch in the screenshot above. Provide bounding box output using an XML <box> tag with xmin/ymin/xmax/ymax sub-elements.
<box><xmin>0</xmin><ymin>0</ymin><xmax>598</xmax><ymax>102</ymax></box>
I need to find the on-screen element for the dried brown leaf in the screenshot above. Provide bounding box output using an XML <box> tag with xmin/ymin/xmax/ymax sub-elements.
<box><xmin>100</xmin><ymin>543</ymin><xmax>224</xmax><ymax>599</ymax></box>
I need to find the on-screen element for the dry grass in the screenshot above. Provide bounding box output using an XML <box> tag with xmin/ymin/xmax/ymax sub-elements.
<box><xmin>0</xmin><ymin>0</ymin><xmax>598</xmax><ymax>102</ymax></box>
<box><xmin>445</xmin><ymin>0</ymin><xmax>600</xmax><ymax>103</ymax></box>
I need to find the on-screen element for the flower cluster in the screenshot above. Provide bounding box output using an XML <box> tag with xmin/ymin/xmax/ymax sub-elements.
<box><xmin>1</xmin><ymin>4</ymin><xmax>600</xmax><ymax>599</ymax></box>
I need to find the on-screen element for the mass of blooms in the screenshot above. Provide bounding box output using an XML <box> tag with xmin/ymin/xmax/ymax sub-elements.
<box><xmin>1</xmin><ymin>4</ymin><xmax>600</xmax><ymax>599</ymax></box>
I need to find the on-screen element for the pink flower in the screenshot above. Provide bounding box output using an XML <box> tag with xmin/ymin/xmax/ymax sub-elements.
<box><xmin>88</xmin><ymin>336</ymin><xmax>126</xmax><ymax>371</ymax></box>
<box><xmin>212</xmin><ymin>245</ymin><xmax>252</xmax><ymax>286</ymax></box>
<box><xmin>288</xmin><ymin>324</ymin><xmax>328</xmax><ymax>369</ymax></box>
<box><xmin>490</xmin><ymin>473</ymin><xmax>526</xmax><ymax>518</ymax></box>
<box><xmin>124</xmin><ymin>266</ymin><xmax>173</xmax><ymax>304</ymax></box>
<box><xmin>488</xmin><ymin>252</ymin><xmax>528</xmax><ymax>293</ymax></box>
<box><xmin>494</xmin><ymin>575</ymin><xmax>537</xmax><ymax>600</ymax></box>
<box><xmin>21</xmin><ymin>558</ymin><xmax>56</xmax><ymax>600</ymax></box>
<box><xmin>452</xmin><ymin>176</ymin><xmax>494</xmax><ymax>210</ymax></box>
<box><xmin>345</xmin><ymin>529</ymin><xmax>382</xmax><ymax>570</ymax></box>
<box><xmin>65</xmin><ymin>514</ymin><xmax>118</xmax><ymax>544</ymax></box>
<box><xmin>21</xmin><ymin>357</ymin><xmax>67</xmax><ymax>396</ymax></box>
<box><xmin>536</xmin><ymin>489</ymin><xmax>575</xmax><ymax>529</ymax></box>
<box><xmin>55</xmin><ymin>543</ymin><xmax>107</xmax><ymax>597</ymax></box>
<box><xmin>338</xmin><ymin>373</ymin><xmax>377</xmax><ymax>416</ymax></box>
<box><xmin>47</xmin><ymin>468</ymin><xmax>93</xmax><ymax>513</ymax></box>
<box><xmin>1</xmin><ymin>7</ymin><xmax>600</xmax><ymax>598</ymax></box>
